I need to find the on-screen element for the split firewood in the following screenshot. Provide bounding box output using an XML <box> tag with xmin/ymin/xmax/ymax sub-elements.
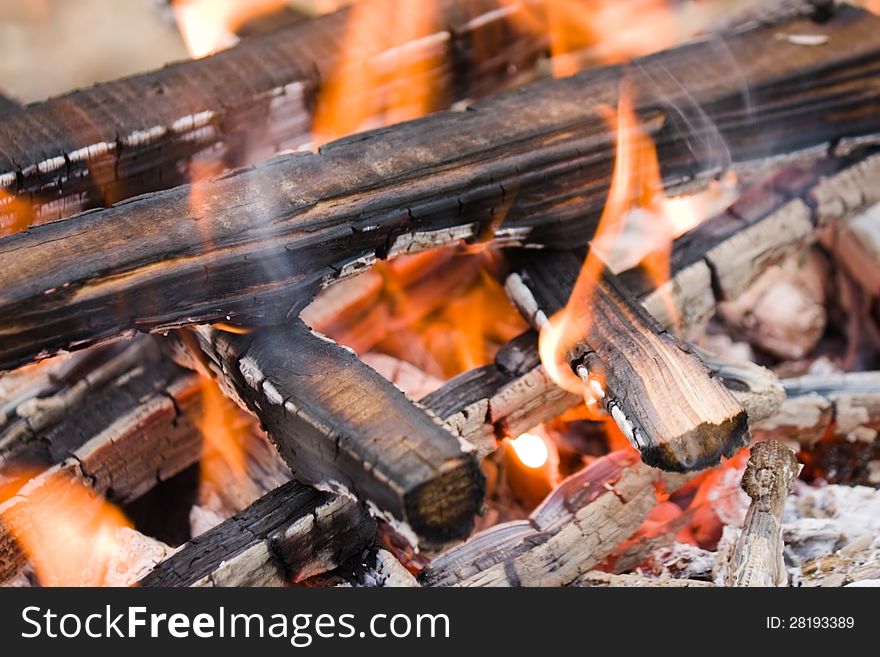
<box><xmin>718</xmin><ymin>440</ymin><xmax>799</xmax><ymax>587</ymax></box>
<box><xmin>752</xmin><ymin>372</ymin><xmax>880</xmax><ymax>448</ymax></box>
<box><xmin>572</xmin><ymin>571</ymin><xmax>713</xmax><ymax>588</ymax></box>
<box><xmin>138</xmin><ymin>480</ymin><xmax>375</xmax><ymax>587</ymax></box>
<box><xmin>168</xmin><ymin>320</ymin><xmax>484</xmax><ymax>545</ymax></box>
<box><xmin>717</xmin><ymin>251</ymin><xmax>829</xmax><ymax>360</ymax></box>
<box><xmin>4</xmin><ymin>9</ymin><xmax>880</xmax><ymax>368</ymax></box>
<box><xmin>507</xmin><ymin>250</ymin><xmax>748</xmax><ymax>472</ymax></box>
<box><xmin>421</xmin><ymin>451</ymin><xmax>686</xmax><ymax>587</ymax></box>
<box><xmin>0</xmin><ymin>0</ymin><xmax>546</xmax><ymax>232</ymax></box>
<box><xmin>307</xmin><ymin>548</ymin><xmax>421</xmax><ymax>588</ymax></box>
<box><xmin>821</xmin><ymin>202</ymin><xmax>880</xmax><ymax>297</ymax></box>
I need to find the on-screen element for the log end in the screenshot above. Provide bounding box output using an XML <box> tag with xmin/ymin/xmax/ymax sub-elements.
<box><xmin>404</xmin><ymin>455</ymin><xmax>485</xmax><ymax>545</ymax></box>
<box><xmin>639</xmin><ymin>409</ymin><xmax>750</xmax><ymax>473</ymax></box>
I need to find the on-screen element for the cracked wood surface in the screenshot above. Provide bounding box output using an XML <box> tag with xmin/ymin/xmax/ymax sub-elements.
<box><xmin>169</xmin><ymin>320</ymin><xmax>484</xmax><ymax>545</ymax></box>
<box><xmin>2</xmin><ymin>8</ymin><xmax>880</xmax><ymax>369</ymax></box>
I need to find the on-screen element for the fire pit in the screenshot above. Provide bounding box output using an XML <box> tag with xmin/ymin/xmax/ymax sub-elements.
<box><xmin>1</xmin><ymin>0</ymin><xmax>879</xmax><ymax>588</ymax></box>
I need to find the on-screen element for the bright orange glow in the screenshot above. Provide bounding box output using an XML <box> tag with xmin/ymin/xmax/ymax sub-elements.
<box><xmin>1</xmin><ymin>472</ymin><xmax>132</xmax><ymax>586</ymax></box>
<box><xmin>173</xmin><ymin>0</ymin><xmax>290</xmax><ymax>58</ymax></box>
<box><xmin>211</xmin><ymin>322</ymin><xmax>254</xmax><ymax>335</ymax></box>
<box><xmin>197</xmin><ymin>375</ymin><xmax>250</xmax><ymax>490</ymax></box>
<box><xmin>502</xmin><ymin>0</ymin><xmax>717</xmax><ymax>77</ymax></box>
<box><xmin>0</xmin><ymin>189</ymin><xmax>34</xmax><ymax>237</ymax></box>
<box><xmin>509</xmin><ymin>432</ymin><xmax>550</xmax><ymax>468</ymax></box>
<box><xmin>538</xmin><ymin>85</ymin><xmax>724</xmax><ymax>402</ymax></box>
<box><xmin>867</xmin><ymin>1</ymin><xmax>880</xmax><ymax>16</ymax></box>
<box><xmin>312</xmin><ymin>0</ymin><xmax>443</xmax><ymax>145</ymax></box>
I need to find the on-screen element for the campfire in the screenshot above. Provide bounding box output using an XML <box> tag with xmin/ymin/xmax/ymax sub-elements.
<box><xmin>1</xmin><ymin>0</ymin><xmax>879</xmax><ymax>588</ymax></box>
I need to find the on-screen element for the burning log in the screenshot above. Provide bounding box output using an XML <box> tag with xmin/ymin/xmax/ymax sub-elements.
<box><xmin>3</xmin><ymin>7</ymin><xmax>880</xmax><ymax>368</ymax></box>
<box><xmin>421</xmin><ymin>451</ymin><xmax>686</xmax><ymax>586</ymax></box>
<box><xmin>752</xmin><ymin>372</ymin><xmax>880</xmax><ymax>447</ymax></box>
<box><xmin>0</xmin><ymin>0</ymin><xmax>546</xmax><ymax>231</ymax></box>
<box><xmin>138</xmin><ymin>480</ymin><xmax>375</xmax><ymax>587</ymax></box>
<box><xmin>0</xmin><ymin>339</ymin><xmax>205</xmax><ymax>583</ymax></box>
<box><xmin>169</xmin><ymin>320</ymin><xmax>484</xmax><ymax>545</ymax></box>
<box><xmin>507</xmin><ymin>251</ymin><xmax>748</xmax><ymax>471</ymax></box>
<box><xmin>717</xmin><ymin>440</ymin><xmax>799</xmax><ymax>587</ymax></box>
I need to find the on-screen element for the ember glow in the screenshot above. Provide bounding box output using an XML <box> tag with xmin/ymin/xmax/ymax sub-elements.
<box><xmin>197</xmin><ymin>375</ymin><xmax>250</xmax><ymax>491</ymax></box>
<box><xmin>0</xmin><ymin>189</ymin><xmax>33</xmax><ymax>237</ymax></box>
<box><xmin>312</xmin><ymin>0</ymin><xmax>443</xmax><ymax>145</ymax></box>
<box><xmin>510</xmin><ymin>432</ymin><xmax>550</xmax><ymax>468</ymax></box>
<box><xmin>0</xmin><ymin>473</ymin><xmax>132</xmax><ymax>586</ymax></box>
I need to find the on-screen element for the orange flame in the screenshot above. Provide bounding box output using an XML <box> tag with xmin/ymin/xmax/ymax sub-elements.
<box><xmin>312</xmin><ymin>0</ymin><xmax>443</xmax><ymax>145</ymax></box>
<box><xmin>0</xmin><ymin>189</ymin><xmax>35</xmax><ymax>237</ymax></box>
<box><xmin>503</xmin><ymin>0</ymin><xmax>716</xmax><ymax>77</ymax></box>
<box><xmin>539</xmin><ymin>85</ymin><xmax>726</xmax><ymax>403</ymax></box>
<box><xmin>173</xmin><ymin>0</ymin><xmax>291</xmax><ymax>58</ymax></box>
<box><xmin>1</xmin><ymin>472</ymin><xmax>132</xmax><ymax>586</ymax></box>
<box><xmin>197</xmin><ymin>376</ymin><xmax>250</xmax><ymax>490</ymax></box>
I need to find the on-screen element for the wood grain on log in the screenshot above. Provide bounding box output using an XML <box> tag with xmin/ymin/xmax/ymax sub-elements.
<box><xmin>507</xmin><ymin>251</ymin><xmax>748</xmax><ymax>472</ymax></box>
<box><xmin>572</xmin><ymin>571</ymin><xmax>713</xmax><ymax>587</ymax></box>
<box><xmin>822</xmin><ymin>203</ymin><xmax>880</xmax><ymax>297</ymax></box>
<box><xmin>753</xmin><ymin>372</ymin><xmax>880</xmax><ymax>447</ymax></box>
<box><xmin>718</xmin><ymin>440</ymin><xmax>799</xmax><ymax>587</ymax></box>
<box><xmin>138</xmin><ymin>480</ymin><xmax>375</xmax><ymax>587</ymax></box>
<box><xmin>170</xmin><ymin>320</ymin><xmax>484</xmax><ymax>545</ymax></box>
<box><xmin>0</xmin><ymin>0</ymin><xmax>545</xmax><ymax>232</ymax></box>
<box><xmin>421</xmin><ymin>451</ymin><xmax>686</xmax><ymax>586</ymax></box>
<box><xmin>3</xmin><ymin>8</ymin><xmax>880</xmax><ymax>369</ymax></box>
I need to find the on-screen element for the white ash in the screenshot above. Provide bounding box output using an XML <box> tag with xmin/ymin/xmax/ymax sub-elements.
<box><xmin>782</xmin><ymin>482</ymin><xmax>880</xmax><ymax>566</ymax></box>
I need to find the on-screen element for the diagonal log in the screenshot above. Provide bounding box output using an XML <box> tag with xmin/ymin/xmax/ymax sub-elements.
<box><xmin>169</xmin><ymin>320</ymin><xmax>484</xmax><ymax>545</ymax></box>
<box><xmin>137</xmin><ymin>480</ymin><xmax>376</xmax><ymax>587</ymax></box>
<box><xmin>0</xmin><ymin>0</ymin><xmax>545</xmax><ymax>232</ymax></box>
<box><xmin>2</xmin><ymin>7</ymin><xmax>880</xmax><ymax>369</ymax></box>
<box><xmin>506</xmin><ymin>252</ymin><xmax>748</xmax><ymax>471</ymax></box>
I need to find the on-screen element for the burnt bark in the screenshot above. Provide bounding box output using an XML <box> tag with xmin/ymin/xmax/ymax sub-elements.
<box><xmin>138</xmin><ymin>480</ymin><xmax>376</xmax><ymax>587</ymax></box>
<box><xmin>3</xmin><ymin>8</ymin><xmax>880</xmax><ymax>369</ymax></box>
<box><xmin>0</xmin><ymin>0</ymin><xmax>545</xmax><ymax>232</ymax></box>
<box><xmin>170</xmin><ymin>320</ymin><xmax>484</xmax><ymax>545</ymax></box>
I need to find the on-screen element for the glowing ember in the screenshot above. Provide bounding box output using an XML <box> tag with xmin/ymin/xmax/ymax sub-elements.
<box><xmin>509</xmin><ymin>432</ymin><xmax>550</xmax><ymax>468</ymax></box>
<box><xmin>0</xmin><ymin>189</ymin><xmax>34</xmax><ymax>237</ymax></box>
<box><xmin>0</xmin><ymin>473</ymin><xmax>132</xmax><ymax>586</ymax></box>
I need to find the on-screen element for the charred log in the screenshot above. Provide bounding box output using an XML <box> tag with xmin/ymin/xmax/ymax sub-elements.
<box><xmin>0</xmin><ymin>0</ymin><xmax>545</xmax><ymax>232</ymax></box>
<box><xmin>169</xmin><ymin>320</ymin><xmax>484</xmax><ymax>545</ymax></box>
<box><xmin>138</xmin><ymin>480</ymin><xmax>375</xmax><ymax>587</ymax></box>
<box><xmin>506</xmin><ymin>252</ymin><xmax>748</xmax><ymax>472</ymax></box>
<box><xmin>3</xmin><ymin>9</ymin><xmax>880</xmax><ymax>368</ymax></box>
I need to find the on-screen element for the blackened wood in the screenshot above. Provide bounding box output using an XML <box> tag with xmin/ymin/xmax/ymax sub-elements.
<box><xmin>507</xmin><ymin>252</ymin><xmax>748</xmax><ymax>472</ymax></box>
<box><xmin>0</xmin><ymin>93</ymin><xmax>18</xmax><ymax>116</ymax></box>
<box><xmin>421</xmin><ymin>451</ymin><xmax>687</xmax><ymax>586</ymax></box>
<box><xmin>171</xmin><ymin>320</ymin><xmax>484</xmax><ymax>545</ymax></box>
<box><xmin>138</xmin><ymin>480</ymin><xmax>375</xmax><ymax>587</ymax></box>
<box><xmin>3</xmin><ymin>8</ymin><xmax>880</xmax><ymax>369</ymax></box>
<box><xmin>0</xmin><ymin>339</ymin><xmax>204</xmax><ymax>583</ymax></box>
<box><xmin>0</xmin><ymin>0</ymin><xmax>545</xmax><ymax>233</ymax></box>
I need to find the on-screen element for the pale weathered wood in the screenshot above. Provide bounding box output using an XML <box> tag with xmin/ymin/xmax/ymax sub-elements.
<box><xmin>572</xmin><ymin>571</ymin><xmax>713</xmax><ymax>587</ymax></box>
<box><xmin>507</xmin><ymin>252</ymin><xmax>748</xmax><ymax>471</ymax></box>
<box><xmin>138</xmin><ymin>480</ymin><xmax>376</xmax><ymax>587</ymax></box>
<box><xmin>169</xmin><ymin>320</ymin><xmax>484</xmax><ymax>545</ymax></box>
<box><xmin>3</xmin><ymin>8</ymin><xmax>880</xmax><ymax>369</ymax></box>
<box><xmin>719</xmin><ymin>440</ymin><xmax>799</xmax><ymax>587</ymax></box>
<box><xmin>421</xmin><ymin>451</ymin><xmax>686</xmax><ymax>586</ymax></box>
<box><xmin>822</xmin><ymin>202</ymin><xmax>880</xmax><ymax>297</ymax></box>
<box><xmin>753</xmin><ymin>372</ymin><xmax>880</xmax><ymax>447</ymax></box>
